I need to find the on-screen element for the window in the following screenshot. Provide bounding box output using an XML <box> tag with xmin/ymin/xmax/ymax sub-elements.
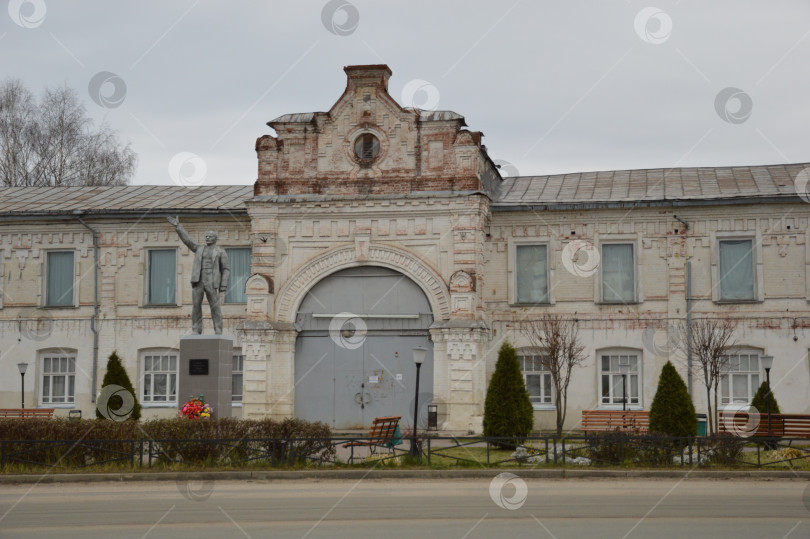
<box><xmin>515</xmin><ymin>245</ymin><xmax>549</xmax><ymax>303</ymax></box>
<box><xmin>719</xmin><ymin>239</ymin><xmax>755</xmax><ymax>301</ymax></box>
<box><xmin>41</xmin><ymin>351</ymin><xmax>75</xmax><ymax>404</ymax></box>
<box><xmin>519</xmin><ymin>352</ymin><xmax>553</xmax><ymax>406</ymax></box>
<box><xmin>599</xmin><ymin>351</ymin><xmax>640</xmax><ymax>406</ymax></box>
<box><xmin>601</xmin><ymin>243</ymin><xmax>635</xmax><ymax>302</ymax></box>
<box><xmin>720</xmin><ymin>351</ymin><xmax>761</xmax><ymax>404</ymax></box>
<box><xmin>353</xmin><ymin>133</ymin><xmax>380</xmax><ymax>161</ymax></box>
<box><xmin>225</xmin><ymin>248</ymin><xmax>251</xmax><ymax>303</ymax></box>
<box><xmin>46</xmin><ymin>251</ymin><xmax>74</xmax><ymax>307</ymax></box>
<box><xmin>232</xmin><ymin>353</ymin><xmax>244</xmax><ymax>403</ymax></box>
<box><xmin>142</xmin><ymin>351</ymin><xmax>177</xmax><ymax>403</ymax></box>
<box><xmin>148</xmin><ymin>249</ymin><xmax>176</xmax><ymax>305</ymax></box>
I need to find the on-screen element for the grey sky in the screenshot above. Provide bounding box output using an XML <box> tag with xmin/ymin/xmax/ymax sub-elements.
<box><xmin>3</xmin><ymin>0</ymin><xmax>809</xmax><ymax>186</ymax></box>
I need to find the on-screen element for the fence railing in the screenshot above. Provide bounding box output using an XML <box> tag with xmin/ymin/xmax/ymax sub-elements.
<box><xmin>1</xmin><ymin>434</ymin><xmax>808</xmax><ymax>471</ymax></box>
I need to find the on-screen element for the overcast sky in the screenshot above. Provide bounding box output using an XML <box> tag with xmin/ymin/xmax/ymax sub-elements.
<box><xmin>3</xmin><ymin>0</ymin><xmax>809</xmax><ymax>186</ymax></box>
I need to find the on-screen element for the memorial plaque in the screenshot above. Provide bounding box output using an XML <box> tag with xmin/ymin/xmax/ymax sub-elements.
<box><xmin>189</xmin><ymin>359</ymin><xmax>209</xmax><ymax>375</ymax></box>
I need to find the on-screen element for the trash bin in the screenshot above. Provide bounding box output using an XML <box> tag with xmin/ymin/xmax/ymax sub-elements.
<box><xmin>696</xmin><ymin>413</ymin><xmax>707</xmax><ymax>436</ymax></box>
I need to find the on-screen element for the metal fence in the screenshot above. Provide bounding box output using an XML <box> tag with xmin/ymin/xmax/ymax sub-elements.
<box><xmin>1</xmin><ymin>434</ymin><xmax>808</xmax><ymax>471</ymax></box>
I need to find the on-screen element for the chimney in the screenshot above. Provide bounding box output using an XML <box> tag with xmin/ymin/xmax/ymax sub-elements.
<box><xmin>344</xmin><ymin>64</ymin><xmax>392</xmax><ymax>92</ymax></box>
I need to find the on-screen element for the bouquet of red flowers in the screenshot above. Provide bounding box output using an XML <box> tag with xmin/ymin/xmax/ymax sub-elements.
<box><xmin>178</xmin><ymin>395</ymin><xmax>213</xmax><ymax>420</ymax></box>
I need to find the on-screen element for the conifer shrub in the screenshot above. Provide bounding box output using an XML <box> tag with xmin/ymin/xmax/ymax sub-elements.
<box><xmin>96</xmin><ymin>351</ymin><xmax>141</xmax><ymax>421</ymax></box>
<box><xmin>750</xmin><ymin>381</ymin><xmax>780</xmax><ymax>415</ymax></box>
<box><xmin>483</xmin><ymin>341</ymin><xmax>534</xmax><ymax>447</ymax></box>
<box><xmin>649</xmin><ymin>361</ymin><xmax>697</xmax><ymax>438</ymax></box>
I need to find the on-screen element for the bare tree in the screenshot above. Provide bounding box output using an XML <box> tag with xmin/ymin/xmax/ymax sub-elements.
<box><xmin>520</xmin><ymin>315</ymin><xmax>587</xmax><ymax>436</ymax></box>
<box><xmin>0</xmin><ymin>79</ymin><xmax>136</xmax><ymax>187</ymax></box>
<box><xmin>676</xmin><ymin>318</ymin><xmax>736</xmax><ymax>435</ymax></box>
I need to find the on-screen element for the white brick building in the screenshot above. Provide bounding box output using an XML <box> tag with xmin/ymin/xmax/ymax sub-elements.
<box><xmin>1</xmin><ymin>65</ymin><xmax>808</xmax><ymax>432</ymax></box>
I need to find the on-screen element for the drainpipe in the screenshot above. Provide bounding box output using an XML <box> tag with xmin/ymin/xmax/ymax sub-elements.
<box><xmin>74</xmin><ymin>212</ymin><xmax>100</xmax><ymax>404</ymax></box>
<box><xmin>675</xmin><ymin>215</ymin><xmax>693</xmax><ymax>396</ymax></box>
<box><xmin>686</xmin><ymin>261</ymin><xmax>693</xmax><ymax>396</ymax></box>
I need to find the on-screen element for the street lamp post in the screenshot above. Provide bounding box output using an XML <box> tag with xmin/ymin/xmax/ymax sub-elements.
<box><xmin>619</xmin><ymin>364</ymin><xmax>629</xmax><ymax>412</ymax></box>
<box><xmin>760</xmin><ymin>355</ymin><xmax>774</xmax><ymax>438</ymax></box>
<box><xmin>411</xmin><ymin>346</ymin><xmax>427</xmax><ymax>460</ymax></box>
<box><xmin>17</xmin><ymin>362</ymin><xmax>28</xmax><ymax>409</ymax></box>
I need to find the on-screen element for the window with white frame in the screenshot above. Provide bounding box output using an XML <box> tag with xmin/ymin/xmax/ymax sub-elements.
<box><xmin>147</xmin><ymin>249</ymin><xmax>176</xmax><ymax>305</ymax></box>
<box><xmin>142</xmin><ymin>351</ymin><xmax>177</xmax><ymax>403</ymax></box>
<box><xmin>225</xmin><ymin>248</ymin><xmax>251</xmax><ymax>303</ymax></box>
<box><xmin>232</xmin><ymin>353</ymin><xmax>244</xmax><ymax>403</ymax></box>
<box><xmin>720</xmin><ymin>350</ymin><xmax>761</xmax><ymax>404</ymax></box>
<box><xmin>519</xmin><ymin>352</ymin><xmax>553</xmax><ymax>405</ymax></box>
<box><xmin>515</xmin><ymin>244</ymin><xmax>549</xmax><ymax>304</ymax></box>
<box><xmin>599</xmin><ymin>350</ymin><xmax>641</xmax><ymax>406</ymax></box>
<box><xmin>46</xmin><ymin>251</ymin><xmax>75</xmax><ymax>307</ymax></box>
<box><xmin>601</xmin><ymin>243</ymin><xmax>635</xmax><ymax>303</ymax></box>
<box><xmin>718</xmin><ymin>239</ymin><xmax>755</xmax><ymax>301</ymax></box>
<box><xmin>41</xmin><ymin>351</ymin><xmax>76</xmax><ymax>404</ymax></box>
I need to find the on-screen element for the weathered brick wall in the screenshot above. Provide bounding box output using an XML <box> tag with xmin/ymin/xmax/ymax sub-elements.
<box><xmin>484</xmin><ymin>203</ymin><xmax>810</xmax><ymax>428</ymax></box>
<box><xmin>254</xmin><ymin>65</ymin><xmax>495</xmax><ymax>199</ymax></box>
<box><xmin>0</xmin><ymin>217</ymin><xmax>250</xmax><ymax>417</ymax></box>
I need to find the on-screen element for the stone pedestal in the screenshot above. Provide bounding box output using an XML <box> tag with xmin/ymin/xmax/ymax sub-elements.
<box><xmin>178</xmin><ymin>335</ymin><xmax>233</xmax><ymax>419</ymax></box>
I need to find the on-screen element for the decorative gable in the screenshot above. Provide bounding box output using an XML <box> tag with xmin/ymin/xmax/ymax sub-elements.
<box><xmin>254</xmin><ymin>64</ymin><xmax>500</xmax><ymax>198</ymax></box>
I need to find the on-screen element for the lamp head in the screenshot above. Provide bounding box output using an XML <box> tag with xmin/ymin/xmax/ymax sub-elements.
<box><xmin>412</xmin><ymin>346</ymin><xmax>428</xmax><ymax>365</ymax></box>
<box><xmin>17</xmin><ymin>362</ymin><xmax>28</xmax><ymax>375</ymax></box>
<box><xmin>760</xmin><ymin>355</ymin><xmax>773</xmax><ymax>371</ymax></box>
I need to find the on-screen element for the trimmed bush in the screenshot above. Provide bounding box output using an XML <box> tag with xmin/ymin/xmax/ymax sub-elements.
<box><xmin>649</xmin><ymin>361</ymin><xmax>697</xmax><ymax>438</ymax></box>
<box><xmin>751</xmin><ymin>381</ymin><xmax>780</xmax><ymax>415</ymax></box>
<box><xmin>0</xmin><ymin>417</ymin><xmax>335</xmax><ymax>470</ymax></box>
<box><xmin>96</xmin><ymin>351</ymin><xmax>141</xmax><ymax>421</ymax></box>
<box><xmin>483</xmin><ymin>341</ymin><xmax>534</xmax><ymax>445</ymax></box>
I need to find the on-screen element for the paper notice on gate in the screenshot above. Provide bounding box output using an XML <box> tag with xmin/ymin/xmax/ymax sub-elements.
<box><xmin>368</xmin><ymin>376</ymin><xmax>379</xmax><ymax>384</ymax></box>
<box><xmin>396</xmin><ymin>373</ymin><xmax>403</xmax><ymax>381</ymax></box>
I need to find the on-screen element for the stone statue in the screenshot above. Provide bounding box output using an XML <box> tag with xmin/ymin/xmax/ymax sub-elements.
<box><xmin>167</xmin><ymin>216</ymin><xmax>230</xmax><ymax>335</ymax></box>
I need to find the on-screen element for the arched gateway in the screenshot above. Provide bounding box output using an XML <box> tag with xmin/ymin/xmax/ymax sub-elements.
<box><xmin>293</xmin><ymin>267</ymin><xmax>433</xmax><ymax>429</ymax></box>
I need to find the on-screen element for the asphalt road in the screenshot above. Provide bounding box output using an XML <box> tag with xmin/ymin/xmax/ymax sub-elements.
<box><xmin>1</xmin><ymin>478</ymin><xmax>808</xmax><ymax>538</ymax></box>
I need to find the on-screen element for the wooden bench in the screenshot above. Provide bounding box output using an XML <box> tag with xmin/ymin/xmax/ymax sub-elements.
<box><xmin>719</xmin><ymin>411</ymin><xmax>810</xmax><ymax>438</ymax></box>
<box><xmin>581</xmin><ymin>410</ymin><xmax>649</xmax><ymax>435</ymax></box>
<box><xmin>0</xmin><ymin>408</ymin><xmax>55</xmax><ymax>419</ymax></box>
<box><xmin>343</xmin><ymin>416</ymin><xmax>402</xmax><ymax>460</ymax></box>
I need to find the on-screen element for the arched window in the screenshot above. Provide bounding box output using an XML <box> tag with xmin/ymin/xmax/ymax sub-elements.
<box><xmin>598</xmin><ymin>348</ymin><xmax>642</xmax><ymax>407</ymax></box>
<box><xmin>140</xmin><ymin>348</ymin><xmax>178</xmax><ymax>404</ymax></box>
<box><xmin>720</xmin><ymin>348</ymin><xmax>763</xmax><ymax>404</ymax></box>
<box><xmin>517</xmin><ymin>349</ymin><xmax>553</xmax><ymax>407</ymax></box>
<box><xmin>39</xmin><ymin>348</ymin><xmax>77</xmax><ymax>404</ymax></box>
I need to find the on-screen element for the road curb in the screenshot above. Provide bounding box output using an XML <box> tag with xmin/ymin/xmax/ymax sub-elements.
<box><xmin>1</xmin><ymin>468</ymin><xmax>808</xmax><ymax>484</ymax></box>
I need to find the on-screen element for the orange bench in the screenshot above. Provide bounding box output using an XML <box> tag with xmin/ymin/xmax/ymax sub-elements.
<box><xmin>581</xmin><ymin>410</ymin><xmax>649</xmax><ymax>434</ymax></box>
<box><xmin>0</xmin><ymin>408</ymin><xmax>55</xmax><ymax>419</ymax></box>
<box><xmin>719</xmin><ymin>411</ymin><xmax>810</xmax><ymax>438</ymax></box>
<box><xmin>343</xmin><ymin>416</ymin><xmax>402</xmax><ymax>459</ymax></box>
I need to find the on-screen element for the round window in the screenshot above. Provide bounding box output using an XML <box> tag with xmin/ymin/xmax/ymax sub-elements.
<box><xmin>353</xmin><ymin>133</ymin><xmax>380</xmax><ymax>162</ymax></box>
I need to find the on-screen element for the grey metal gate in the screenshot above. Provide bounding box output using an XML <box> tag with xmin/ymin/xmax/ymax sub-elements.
<box><xmin>294</xmin><ymin>267</ymin><xmax>434</xmax><ymax>429</ymax></box>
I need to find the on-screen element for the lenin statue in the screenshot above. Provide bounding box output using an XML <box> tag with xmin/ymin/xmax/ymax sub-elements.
<box><xmin>167</xmin><ymin>216</ymin><xmax>230</xmax><ymax>334</ymax></box>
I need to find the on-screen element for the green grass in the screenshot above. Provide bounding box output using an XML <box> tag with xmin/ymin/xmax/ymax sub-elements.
<box><xmin>3</xmin><ymin>441</ymin><xmax>809</xmax><ymax>474</ymax></box>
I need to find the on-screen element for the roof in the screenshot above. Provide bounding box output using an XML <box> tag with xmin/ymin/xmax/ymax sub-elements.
<box><xmin>495</xmin><ymin>163</ymin><xmax>809</xmax><ymax>207</ymax></box>
<box><xmin>269</xmin><ymin>112</ymin><xmax>315</xmax><ymax>124</ymax></box>
<box><xmin>0</xmin><ymin>185</ymin><xmax>253</xmax><ymax>217</ymax></box>
<box><xmin>0</xmin><ymin>162</ymin><xmax>805</xmax><ymax>217</ymax></box>
<box><xmin>270</xmin><ymin>109</ymin><xmax>465</xmax><ymax>125</ymax></box>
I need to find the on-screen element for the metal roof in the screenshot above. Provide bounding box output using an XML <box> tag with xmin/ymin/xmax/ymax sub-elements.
<box><xmin>269</xmin><ymin>112</ymin><xmax>316</xmax><ymax>124</ymax></box>
<box><xmin>415</xmin><ymin>110</ymin><xmax>465</xmax><ymax>122</ymax></box>
<box><xmin>0</xmin><ymin>185</ymin><xmax>253</xmax><ymax>217</ymax></box>
<box><xmin>1</xmin><ymin>162</ymin><xmax>806</xmax><ymax>217</ymax></box>
<box><xmin>495</xmin><ymin>163</ymin><xmax>809</xmax><ymax>206</ymax></box>
<box><xmin>270</xmin><ymin>110</ymin><xmax>465</xmax><ymax>125</ymax></box>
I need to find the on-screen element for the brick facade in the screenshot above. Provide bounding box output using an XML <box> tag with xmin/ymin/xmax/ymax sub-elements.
<box><xmin>1</xmin><ymin>65</ymin><xmax>808</xmax><ymax>432</ymax></box>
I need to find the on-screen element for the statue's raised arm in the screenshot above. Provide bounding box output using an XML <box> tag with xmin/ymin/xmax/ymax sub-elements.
<box><xmin>167</xmin><ymin>216</ymin><xmax>198</xmax><ymax>252</ymax></box>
